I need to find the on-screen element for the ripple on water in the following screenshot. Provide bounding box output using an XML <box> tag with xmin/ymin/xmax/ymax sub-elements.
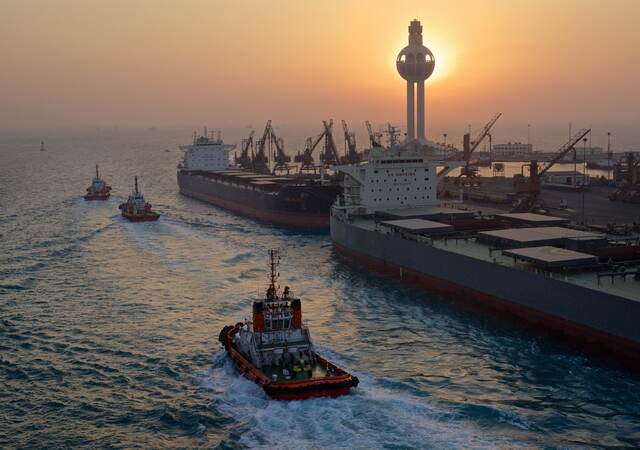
<box><xmin>2</xmin><ymin>129</ymin><xmax>640</xmax><ymax>449</ymax></box>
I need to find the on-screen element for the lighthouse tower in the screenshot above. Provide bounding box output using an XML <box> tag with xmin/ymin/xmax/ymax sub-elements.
<box><xmin>396</xmin><ymin>20</ymin><xmax>435</xmax><ymax>143</ymax></box>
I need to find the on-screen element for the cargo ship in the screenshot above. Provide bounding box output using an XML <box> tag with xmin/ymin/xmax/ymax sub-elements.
<box><xmin>218</xmin><ymin>250</ymin><xmax>359</xmax><ymax>400</ymax></box>
<box><xmin>176</xmin><ymin>127</ymin><xmax>342</xmax><ymax>230</ymax></box>
<box><xmin>330</xmin><ymin>141</ymin><xmax>640</xmax><ymax>368</ymax></box>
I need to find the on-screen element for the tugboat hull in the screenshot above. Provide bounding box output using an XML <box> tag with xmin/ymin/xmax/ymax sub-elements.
<box><xmin>219</xmin><ymin>324</ymin><xmax>359</xmax><ymax>400</ymax></box>
<box><xmin>120</xmin><ymin>211</ymin><xmax>160</xmax><ymax>222</ymax></box>
<box><xmin>83</xmin><ymin>193</ymin><xmax>110</xmax><ymax>201</ymax></box>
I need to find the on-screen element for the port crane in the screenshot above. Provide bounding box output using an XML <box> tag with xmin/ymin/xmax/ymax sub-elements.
<box><xmin>511</xmin><ymin>127</ymin><xmax>591</xmax><ymax>212</ymax></box>
<box><xmin>235</xmin><ymin>130</ymin><xmax>255</xmax><ymax>169</ymax></box>
<box><xmin>295</xmin><ymin>128</ymin><xmax>326</xmax><ymax>173</ymax></box>
<box><xmin>340</xmin><ymin>120</ymin><xmax>362</xmax><ymax>164</ymax></box>
<box><xmin>252</xmin><ymin>120</ymin><xmax>272</xmax><ymax>173</ymax></box>
<box><xmin>270</xmin><ymin>127</ymin><xmax>291</xmax><ymax>174</ymax></box>
<box><xmin>450</xmin><ymin>113</ymin><xmax>502</xmax><ymax>178</ymax></box>
<box><xmin>365</xmin><ymin>121</ymin><xmax>382</xmax><ymax>148</ymax></box>
<box><xmin>319</xmin><ymin>120</ymin><xmax>340</xmax><ymax>166</ymax></box>
<box><xmin>294</xmin><ymin>120</ymin><xmax>340</xmax><ymax>173</ymax></box>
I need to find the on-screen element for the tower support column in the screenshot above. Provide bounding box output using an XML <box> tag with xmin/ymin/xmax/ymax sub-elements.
<box><xmin>406</xmin><ymin>81</ymin><xmax>415</xmax><ymax>141</ymax></box>
<box><xmin>416</xmin><ymin>80</ymin><xmax>425</xmax><ymax>141</ymax></box>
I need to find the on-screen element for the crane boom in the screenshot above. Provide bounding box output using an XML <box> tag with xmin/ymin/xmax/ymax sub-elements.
<box><xmin>465</xmin><ymin>112</ymin><xmax>502</xmax><ymax>162</ymax></box>
<box><xmin>235</xmin><ymin>130</ymin><xmax>255</xmax><ymax>168</ymax></box>
<box><xmin>252</xmin><ymin>120</ymin><xmax>272</xmax><ymax>172</ymax></box>
<box><xmin>321</xmin><ymin>120</ymin><xmax>339</xmax><ymax>165</ymax></box>
<box><xmin>365</xmin><ymin>121</ymin><xmax>381</xmax><ymax>147</ymax></box>
<box><xmin>538</xmin><ymin>128</ymin><xmax>591</xmax><ymax>177</ymax></box>
<box><xmin>342</xmin><ymin>120</ymin><xmax>356</xmax><ymax>152</ymax></box>
<box><xmin>256</xmin><ymin>120</ymin><xmax>272</xmax><ymax>157</ymax></box>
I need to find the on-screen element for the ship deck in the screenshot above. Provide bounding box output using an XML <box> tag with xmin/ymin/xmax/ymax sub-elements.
<box><xmin>183</xmin><ymin>169</ymin><xmax>339</xmax><ymax>188</ymax></box>
<box><xmin>262</xmin><ymin>363</ymin><xmax>331</xmax><ymax>382</ymax></box>
<box><xmin>349</xmin><ymin>217</ymin><xmax>640</xmax><ymax>301</ymax></box>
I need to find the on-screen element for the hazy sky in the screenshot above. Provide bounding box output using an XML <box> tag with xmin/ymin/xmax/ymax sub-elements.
<box><xmin>1</xmin><ymin>0</ymin><xmax>639</xmax><ymax>131</ymax></box>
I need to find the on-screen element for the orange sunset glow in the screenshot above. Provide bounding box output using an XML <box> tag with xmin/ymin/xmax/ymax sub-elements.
<box><xmin>1</xmin><ymin>0</ymin><xmax>639</xmax><ymax>130</ymax></box>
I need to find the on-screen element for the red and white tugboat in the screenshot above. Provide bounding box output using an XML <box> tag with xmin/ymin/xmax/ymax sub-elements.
<box><xmin>118</xmin><ymin>176</ymin><xmax>160</xmax><ymax>222</ymax></box>
<box><xmin>219</xmin><ymin>250</ymin><xmax>359</xmax><ymax>400</ymax></box>
<box><xmin>83</xmin><ymin>165</ymin><xmax>112</xmax><ymax>200</ymax></box>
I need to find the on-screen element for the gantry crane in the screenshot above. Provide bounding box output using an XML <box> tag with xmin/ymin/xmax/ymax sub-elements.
<box><xmin>511</xmin><ymin>128</ymin><xmax>591</xmax><ymax>212</ymax></box>
<box><xmin>252</xmin><ymin>120</ymin><xmax>272</xmax><ymax>173</ymax></box>
<box><xmin>294</xmin><ymin>125</ymin><xmax>327</xmax><ymax>173</ymax></box>
<box><xmin>365</xmin><ymin>120</ymin><xmax>382</xmax><ymax>148</ymax></box>
<box><xmin>270</xmin><ymin>126</ymin><xmax>291</xmax><ymax>174</ymax></box>
<box><xmin>340</xmin><ymin>120</ymin><xmax>362</xmax><ymax>164</ymax></box>
<box><xmin>319</xmin><ymin>120</ymin><xmax>340</xmax><ymax>166</ymax></box>
<box><xmin>235</xmin><ymin>130</ymin><xmax>255</xmax><ymax>169</ymax></box>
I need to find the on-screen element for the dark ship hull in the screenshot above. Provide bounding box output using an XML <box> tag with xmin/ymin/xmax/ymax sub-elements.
<box><xmin>331</xmin><ymin>213</ymin><xmax>640</xmax><ymax>369</ymax></box>
<box><xmin>219</xmin><ymin>324</ymin><xmax>359</xmax><ymax>400</ymax></box>
<box><xmin>177</xmin><ymin>169</ymin><xmax>341</xmax><ymax>230</ymax></box>
<box><xmin>119</xmin><ymin>210</ymin><xmax>160</xmax><ymax>222</ymax></box>
<box><xmin>83</xmin><ymin>193</ymin><xmax>110</xmax><ymax>201</ymax></box>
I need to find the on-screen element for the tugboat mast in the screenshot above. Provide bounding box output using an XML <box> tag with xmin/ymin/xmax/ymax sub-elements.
<box><xmin>268</xmin><ymin>249</ymin><xmax>279</xmax><ymax>299</ymax></box>
<box><xmin>95</xmin><ymin>164</ymin><xmax>100</xmax><ymax>179</ymax></box>
<box><xmin>134</xmin><ymin>176</ymin><xmax>139</xmax><ymax>194</ymax></box>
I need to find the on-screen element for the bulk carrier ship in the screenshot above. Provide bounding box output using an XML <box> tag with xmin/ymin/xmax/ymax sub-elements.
<box><xmin>331</xmin><ymin>19</ymin><xmax>640</xmax><ymax>368</ymax></box>
<box><xmin>176</xmin><ymin>124</ymin><xmax>344</xmax><ymax>230</ymax></box>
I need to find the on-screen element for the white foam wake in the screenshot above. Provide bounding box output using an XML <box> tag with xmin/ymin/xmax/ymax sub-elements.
<box><xmin>194</xmin><ymin>351</ymin><xmax>523</xmax><ymax>450</ymax></box>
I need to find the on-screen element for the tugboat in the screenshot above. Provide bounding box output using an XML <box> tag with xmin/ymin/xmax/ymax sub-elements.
<box><xmin>83</xmin><ymin>165</ymin><xmax>112</xmax><ymax>200</ymax></box>
<box><xmin>218</xmin><ymin>250</ymin><xmax>359</xmax><ymax>400</ymax></box>
<box><xmin>118</xmin><ymin>176</ymin><xmax>160</xmax><ymax>222</ymax></box>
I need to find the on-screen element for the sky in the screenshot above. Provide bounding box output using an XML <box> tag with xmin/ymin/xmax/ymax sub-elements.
<box><xmin>1</xmin><ymin>0</ymin><xmax>639</xmax><ymax>134</ymax></box>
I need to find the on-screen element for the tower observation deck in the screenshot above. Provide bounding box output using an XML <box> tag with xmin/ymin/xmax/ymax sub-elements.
<box><xmin>396</xmin><ymin>20</ymin><xmax>435</xmax><ymax>143</ymax></box>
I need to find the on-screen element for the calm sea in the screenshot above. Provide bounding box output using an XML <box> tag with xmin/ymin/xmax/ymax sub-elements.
<box><xmin>1</xmin><ymin>127</ymin><xmax>639</xmax><ymax>449</ymax></box>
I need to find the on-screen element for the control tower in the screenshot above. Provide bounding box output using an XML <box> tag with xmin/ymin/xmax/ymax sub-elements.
<box><xmin>396</xmin><ymin>20</ymin><xmax>435</xmax><ymax>143</ymax></box>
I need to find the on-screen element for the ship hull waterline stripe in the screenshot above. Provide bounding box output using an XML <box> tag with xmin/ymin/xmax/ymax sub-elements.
<box><xmin>332</xmin><ymin>241</ymin><xmax>640</xmax><ymax>370</ymax></box>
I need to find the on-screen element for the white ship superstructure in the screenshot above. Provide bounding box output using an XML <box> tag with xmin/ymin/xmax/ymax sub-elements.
<box><xmin>334</xmin><ymin>142</ymin><xmax>461</xmax><ymax>214</ymax></box>
<box><xmin>179</xmin><ymin>128</ymin><xmax>236</xmax><ymax>172</ymax></box>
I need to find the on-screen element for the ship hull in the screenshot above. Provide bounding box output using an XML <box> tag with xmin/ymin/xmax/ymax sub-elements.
<box><xmin>219</xmin><ymin>325</ymin><xmax>359</xmax><ymax>400</ymax></box>
<box><xmin>177</xmin><ymin>170</ymin><xmax>340</xmax><ymax>230</ymax></box>
<box><xmin>331</xmin><ymin>213</ymin><xmax>640</xmax><ymax>369</ymax></box>
<box><xmin>120</xmin><ymin>211</ymin><xmax>159</xmax><ymax>222</ymax></box>
<box><xmin>83</xmin><ymin>193</ymin><xmax>110</xmax><ymax>201</ymax></box>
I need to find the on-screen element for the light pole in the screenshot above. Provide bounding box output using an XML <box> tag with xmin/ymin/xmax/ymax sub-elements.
<box><xmin>527</xmin><ymin>124</ymin><xmax>531</xmax><ymax>146</ymax></box>
<box><xmin>607</xmin><ymin>131</ymin><xmax>612</xmax><ymax>182</ymax></box>
<box><xmin>488</xmin><ymin>133</ymin><xmax>493</xmax><ymax>165</ymax></box>
<box><xmin>582</xmin><ymin>137</ymin><xmax>587</xmax><ymax>225</ymax></box>
<box><xmin>443</xmin><ymin>133</ymin><xmax>447</xmax><ymax>160</ymax></box>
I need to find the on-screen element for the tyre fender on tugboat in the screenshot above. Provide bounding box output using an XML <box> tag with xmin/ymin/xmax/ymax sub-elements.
<box><xmin>218</xmin><ymin>325</ymin><xmax>234</xmax><ymax>346</ymax></box>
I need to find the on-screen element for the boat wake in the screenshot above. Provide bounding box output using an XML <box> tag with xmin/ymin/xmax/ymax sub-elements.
<box><xmin>192</xmin><ymin>351</ymin><xmax>522</xmax><ymax>450</ymax></box>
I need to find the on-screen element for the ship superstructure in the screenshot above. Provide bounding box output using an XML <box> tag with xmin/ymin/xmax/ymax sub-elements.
<box><xmin>219</xmin><ymin>250</ymin><xmax>359</xmax><ymax>400</ymax></box>
<box><xmin>179</xmin><ymin>128</ymin><xmax>237</xmax><ymax>172</ymax></box>
<box><xmin>335</xmin><ymin>141</ymin><xmax>460</xmax><ymax>214</ymax></box>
